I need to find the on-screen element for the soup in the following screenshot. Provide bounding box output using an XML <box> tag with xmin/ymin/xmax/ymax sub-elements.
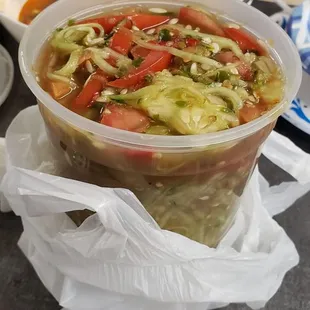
<box><xmin>35</xmin><ymin>4</ymin><xmax>284</xmax><ymax>246</ymax></box>
<box><xmin>38</xmin><ymin>5</ymin><xmax>284</xmax><ymax>136</ymax></box>
<box><xmin>19</xmin><ymin>0</ymin><xmax>56</xmax><ymax>25</ymax></box>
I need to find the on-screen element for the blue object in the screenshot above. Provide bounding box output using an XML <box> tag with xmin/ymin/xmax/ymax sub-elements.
<box><xmin>286</xmin><ymin>0</ymin><xmax>310</xmax><ymax>75</ymax></box>
<box><xmin>290</xmin><ymin>98</ymin><xmax>310</xmax><ymax>123</ymax></box>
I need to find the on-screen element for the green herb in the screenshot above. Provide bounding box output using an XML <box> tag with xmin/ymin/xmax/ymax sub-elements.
<box><xmin>55</xmin><ymin>27</ymin><xmax>63</xmax><ymax>32</ymax></box>
<box><xmin>171</xmin><ymin>69</ymin><xmax>189</xmax><ymax>77</ymax></box>
<box><xmin>68</xmin><ymin>19</ymin><xmax>76</xmax><ymax>26</ymax></box>
<box><xmin>144</xmin><ymin>74</ymin><xmax>153</xmax><ymax>83</ymax></box>
<box><xmin>113</xmin><ymin>98</ymin><xmax>125</xmax><ymax>104</ymax></box>
<box><xmin>158</xmin><ymin>29</ymin><xmax>171</xmax><ymax>42</ymax></box>
<box><xmin>215</xmin><ymin>71</ymin><xmax>231</xmax><ymax>82</ymax></box>
<box><xmin>117</xmin><ymin>66</ymin><xmax>129</xmax><ymax>78</ymax></box>
<box><xmin>175</xmin><ymin>100</ymin><xmax>188</xmax><ymax>107</ymax></box>
<box><xmin>171</xmin><ymin>63</ymin><xmax>191</xmax><ymax>77</ymax></box>
<box><xmin>132</xmin><ymin>57</ymin><xmax>144</xmax><ymax>68</ymax></box>
<box><xmin>192</xmin><ymin>74</ymin><xmax>213</xmax><ymax>85</ymax></box>
<box><xmin>84</xmin><ymin>108</ymin><xmax>100</xmax><ymax>121</ymax></box>
<box><xmin>91</xmin><ymin>102</ymin><xmax>105</xmax><ymax>112</ymax></box>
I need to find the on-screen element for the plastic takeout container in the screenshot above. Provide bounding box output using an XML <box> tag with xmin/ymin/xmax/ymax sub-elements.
<box><xmin>19</xmin><ymin>0</ymin><xmax>302</xmax><ymax>247</ymax></box>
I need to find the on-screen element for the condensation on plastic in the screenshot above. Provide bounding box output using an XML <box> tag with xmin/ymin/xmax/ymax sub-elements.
<box><xmin>2</xmin><ymin>106</ymin><xmax>310</xmax><ymax>310</ymax></box>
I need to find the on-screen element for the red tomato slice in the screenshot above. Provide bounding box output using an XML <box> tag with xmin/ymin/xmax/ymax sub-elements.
<box><xmin>78</xmin><ymin>15</ymin><xmax>131</xmax><ymax>33</ymax></box>
<box><xmin>239</xmin><ymin>104</ymin><xmax>264</xmax><ymax>124</ymax></box>
<box><xmin>237</xmin><ymin>62</ymin><xmax>253</xmax><ymax>81</ymax></box>
<box><xmin>108</xmin><ymin>51</ymin><xmax>172</xmax><ymax>88</ymax></box>
<box><xmin>72</xmin><ymin>70</ymin><xmax>108</xmax><ymax>109</ymax></box>
<box><xmin>101</xmin><ymin>104</ymin><xmax>150</xmax><ymax>133</ymax></box>
<box><xmin>131</xmin><ymin>46</ymin><xmax>151</xmax><ymax>59</ymax></box>
<box><xmin>124</xmin><ymin>149</ymin><xmax>154</xmax><ymax>162</ymax></box>
<box><xmin>129</xmin><ymin>14</ymin><xmax>170</xmax><ymax>30</ymax></box>
<box><xmin>215</xmin><ymin>51</ymin><xmax>239</xmax><ymax>64</ymax></box>
<box><xmin>223</xmin><ymin>27</ymin><xmax>266</xmax><ymax>56</ymax></box>
<box><xmin>185</xmin><ymin>37</ymin><xmax>199</xmax><ymax>47</ymax></box>
<box><xmin>110</xmin><ymin>27</ymin><xmax>133</xmax><ymax>55</ymax></box>
<box><xmin>179</xmin><ymin>7</ymin><xmax>225</xmax><ymax>36</ymax></box>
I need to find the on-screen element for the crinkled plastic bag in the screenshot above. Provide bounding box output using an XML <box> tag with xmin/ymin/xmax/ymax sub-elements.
<box><xmin>1</xmin><ymin>106</ymin><xmax>310</xmax><ymax>310</ymax></box>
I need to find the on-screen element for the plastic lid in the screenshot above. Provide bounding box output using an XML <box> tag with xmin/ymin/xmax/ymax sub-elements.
<box><xmin>0</xmin><ymin>45</ymin><xmax>14</xmax><ymax>107</ymax></box>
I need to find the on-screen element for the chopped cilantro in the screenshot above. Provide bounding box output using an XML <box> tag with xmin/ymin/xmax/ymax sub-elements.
<box><xmin>91</xmin><ymin>102</ymin><xmax>105</xmax><ymax>112</ymax></box>
<box><xmin>113</xmin><ymin>98</ymin><xmax>125</xmax><ymax>104</ymax></box>
<box><xmin>216</xmin><ymin>71</ymin><xmax>231</xmax><ymax>82</ymax></box>
<box><xmin>192</xmin><ymin>74</ymin><xmax>213</xmax><ymax>85</ymax></box>
<box><xmin>117</xmin><ymin>66</ymin><xmax>129</xmax><ymax>78</ymax></box>
<box><xmin>158</xmin><ymin>29</ymin><xmax>171</xmax><ymax>42</ymax></box>
<box><xmin>132</xmin><ymin>57</ymin><xmax>144</xmax><ymax>68</ymax></box>
<box><xmin>144</xmin><ymin>74</ymin><xmax>153</xmax><ymax>83</ymax></box>
<box><xmin>68</xmin><ymin>19</ymin><xmax>76</xmax><ymax>26</ymax></box>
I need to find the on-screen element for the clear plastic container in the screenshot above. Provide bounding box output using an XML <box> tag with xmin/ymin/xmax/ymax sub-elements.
<box><xmin>19</xmin><ymin>0</ymin><xmax>302</xmax><ymax>247</ymax></box>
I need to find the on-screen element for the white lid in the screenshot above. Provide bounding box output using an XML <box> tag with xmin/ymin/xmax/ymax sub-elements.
<box><xmin>0</xmin><ymin>44</ymin><xmax>14</xmax><ymax>107</ymax></box>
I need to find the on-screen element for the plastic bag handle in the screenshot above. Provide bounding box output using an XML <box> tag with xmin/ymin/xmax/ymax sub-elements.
<box><xmin>262</xmin><ymin>131</ymin><xmax>310</xmax><ymax>185</ymax></box>
<box><xmin>261</xmin><ymin>131</ymin><xmax>310</xmax><ymax>217</ymax></box>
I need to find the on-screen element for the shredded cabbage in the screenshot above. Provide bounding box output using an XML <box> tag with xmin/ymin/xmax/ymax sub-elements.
<box><xmin>165</xmin><ymin>25</ymin><xmax>244</xmax><ymax>59</ymax></box>
<box><xmin>110</xmin><ymin>72</ymin><xmax>241</xmax><ymax>134</ymax></box>
<box><xmin>51</xmin><ymin>23</ymin><xmax>105</xmax><ymax>54</ymax></box>
<box><xmin>103</xmin><ymin>47</ymin><xmax>132</xmax><ymax>67</ymax></box>
<box><xmin>50</xmin><ymin>45</ymin><xmax>133</xmax><ymax>81</ymax></box>
<box><xmin>202</xmin><ymin>87</ymin><xmax>243</xmax><ymax>111</ymax></box>
<box><xmin>46</xmin><ymin>72</ymin><xmax>76</xmax><ymax>87</ymax></box>
<box><xmin>87</xmin><ymin>48</ymin><xmax>118</xmax><ymax>75</ymax></box>
<box><xmin>254</xmin><ymin>56</ymin><xmax>277</xmax><ymax>74</ymax></box>
<box><xmin>133</xmin><ymin>36</ymin><xmax>222</xmax><ymax>68</ymax></box>
<box><xmin>54</xmin><ymin>49</ymin><xmax>83</xmax><ymax>77</ymax></box>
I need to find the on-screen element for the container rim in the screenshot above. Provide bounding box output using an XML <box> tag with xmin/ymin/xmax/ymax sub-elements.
<box><xmin>19</xmin><ymin>0</ymin><xmax>302</xmax><ymax>148</ymax></box>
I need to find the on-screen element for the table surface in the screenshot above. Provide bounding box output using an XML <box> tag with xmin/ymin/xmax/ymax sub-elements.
<box><xmin>1</xmin><ymin>2</ymin><xmax>310</xmax><ymax>310</ymax></box>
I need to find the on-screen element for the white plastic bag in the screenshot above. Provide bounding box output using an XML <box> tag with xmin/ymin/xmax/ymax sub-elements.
<box><xmin>2</xmin><ymin>106</ymin><xmax>309</xmax><ymax>310</ymax></box>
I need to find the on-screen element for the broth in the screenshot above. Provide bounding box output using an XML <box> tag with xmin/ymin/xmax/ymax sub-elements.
<box><xmin>37</xmin><ymin>5</ymin><xmax>284</xmax><ymax>136</ymax></box>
